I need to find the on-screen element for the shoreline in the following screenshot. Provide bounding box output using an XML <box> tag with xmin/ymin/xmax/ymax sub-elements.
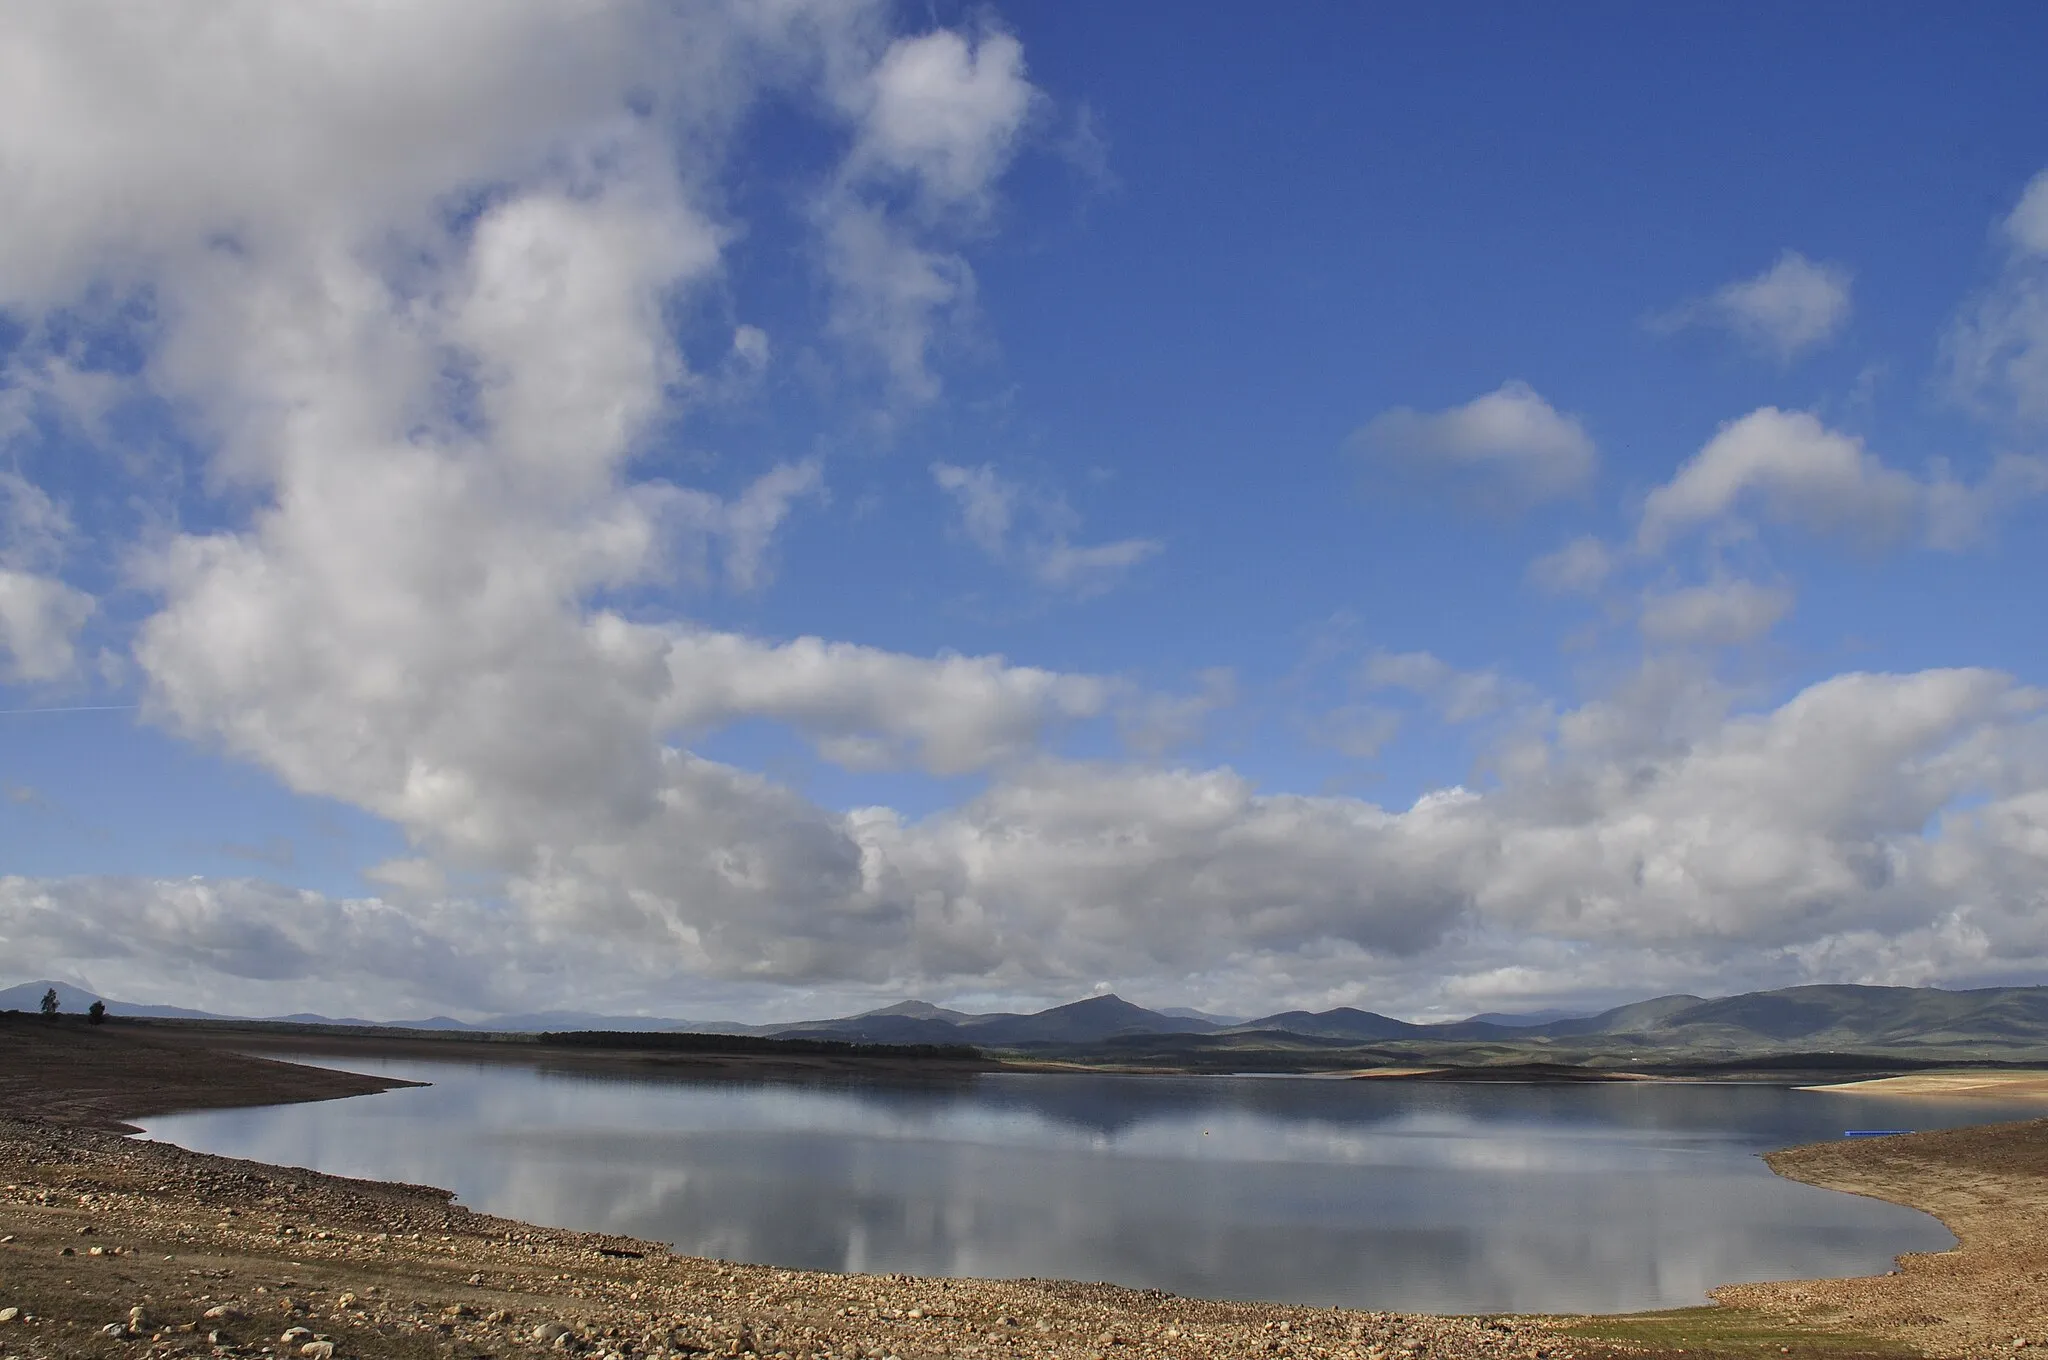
<box><xmin>7</xmin><ymin>1020</ymin><xmax>2046</xmax><ymax>1359</ymax></box>
<box><xmin>0</xmin><ymin>1019</ymin><xmax>1588</xmax><ymax>1360</ymax></box>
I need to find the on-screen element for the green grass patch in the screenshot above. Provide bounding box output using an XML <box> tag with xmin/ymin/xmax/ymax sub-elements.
<box><xmin>1543</xmin><ymin>1306</ymin><xmax>1919</xmax><ymax>1358</ymax></box>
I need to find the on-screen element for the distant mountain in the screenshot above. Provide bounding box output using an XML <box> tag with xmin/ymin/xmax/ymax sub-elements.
<box><xmin>1229</xmin><ymin>1007</ymin><xmax>1431</xmax><ymax>1041</ymax></box>
<box><xmin>16</xmin><ymin>977</ymin><xmax>2048</xmax><ymax>1056</ymax></box>
<box><xmin>960</xmin><ymin>995</ymin><xmax>1219</xmax><ymax>1044</ymax></box>
<box><xmin>1581</xmin><ymin>985</ymin><xmax>2048</xmax><ymax>1050</ymax></box>
<box><xmin>1159</xmin><ymin>1006</ymin><xmax>1248</xmax><ymax>1025</ymax></box>
<box><xmin>0</xmin><ymin>980</ymin><xmax>219</xmax><ymax>1020</ymax></box>
<box><xmin>773</xmin><ymin>994</ymin><xmax>1218</xmax><ymax>1046</ymax></box>
<box><xmin>1462</xmin><ymin>1008</ymin><xmax>1596</xmax><ymax>1028</ymax></box>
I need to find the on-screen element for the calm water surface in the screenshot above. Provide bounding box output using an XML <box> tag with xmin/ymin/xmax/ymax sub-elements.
<box><xmin>135</xmin><ymin>1061</ymin><xmax>2042</xmax><ymax>1314</ymax></box>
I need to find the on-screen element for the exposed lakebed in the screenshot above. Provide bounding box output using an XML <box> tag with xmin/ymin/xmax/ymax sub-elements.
<box><xmin>135</xmin><ymin>1060</ymin><xmax>2042</xmax><ymax>1314</ymax></box>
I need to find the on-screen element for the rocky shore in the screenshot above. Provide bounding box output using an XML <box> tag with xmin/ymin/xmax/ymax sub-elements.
<box><xmin>0</xmin><ymin>1020</ymin><xmax>1580</xmax><ymax>1360</ymax></box>
<box><xmin>1714</xmin><ymin>1118</ymin><xmax>2048</xmax><ymax>1358</ymax></box>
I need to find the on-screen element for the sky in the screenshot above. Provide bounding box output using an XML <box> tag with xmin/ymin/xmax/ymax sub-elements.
<box><xmin>3</xmin><ymin>2</ymin><xmax>2048</xmax><ymax>1024</ymax></box>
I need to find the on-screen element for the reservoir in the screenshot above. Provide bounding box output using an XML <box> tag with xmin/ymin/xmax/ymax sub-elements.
<box><xmin>134</xmin><ymin>1062</ymin><xmax>2040</xmax><ymax>1314</ymax></box>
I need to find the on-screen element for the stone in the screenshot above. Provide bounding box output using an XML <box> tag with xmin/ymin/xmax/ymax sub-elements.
<box><xmin>101</xmin><ymin>1323</ymin><xmax>127</xmax><ymax>1337</ymax></box>
<box><xmin>444</xmin><ymin>1302</ymin><xmax>474</xmax><ymax>1318</ymax></box>
<box><xmin>203</xmin><ymin>1304</ymin><xmax>245</xmax><ymax>1320</ymax></box>
<box><xmin>0</xmin><ymin>1307</ymin><xmax>18</xmax><ymax>1323</ymax></box>
<box><xmin>534</xmin><ymin>1322</ymin><xmax>573</xmax><ymax>1343</ymax></box>
<box><xmin>282</xmin><ymin>1325</ymin><xmax>314</xmax><ymax>1342</ymax></box>
<box><xmin>301</xmin><ymin>1342</ymin><xmax>336</xmax><ymax>1359</ymax></box>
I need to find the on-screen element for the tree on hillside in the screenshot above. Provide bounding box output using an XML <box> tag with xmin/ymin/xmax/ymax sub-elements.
<box><xmin>87</xmin><ymin>999</ymin><xmax>106</xmax><ymax>1024</ymax></box>
<box><xmin>40</xmin><ymin>987</ymin><xmax>59</xmax><ymax>1018</ymax></box>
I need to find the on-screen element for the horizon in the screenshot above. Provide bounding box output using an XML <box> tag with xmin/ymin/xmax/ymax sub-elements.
<box><xmin>3</xmin><ymin>4</ymin><xmax>2048</xmax><ymax>1025</ymax></box>
<box><xmin>11</xmin><ymin>974</ymin><xmax>2036</xmax><ymax>1034</ymax></box>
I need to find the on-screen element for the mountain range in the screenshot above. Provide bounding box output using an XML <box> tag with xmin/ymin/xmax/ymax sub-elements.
<box><xmin>13</xmin><ymin>977</ymin><xmax>2048</xmax><ymax>1056</ymax></box>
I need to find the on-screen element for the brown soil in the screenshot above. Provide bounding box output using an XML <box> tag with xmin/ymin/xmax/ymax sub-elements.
<box><xmin>0</xmin><ymin>1017</ymin><xmax>1585</xmax><ymax>1360</ymax></box>
<box><xmin>1708</xmin><ymin>1119</ymin><xmax>2048</xmax><ymax>1358</ymax></box>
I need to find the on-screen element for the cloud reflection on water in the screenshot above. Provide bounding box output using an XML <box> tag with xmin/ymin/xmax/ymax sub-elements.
<box><xmin>138</xmin><ymin>1064</ymin><xmax>2034</xmax><ymax>1313</ymax></box>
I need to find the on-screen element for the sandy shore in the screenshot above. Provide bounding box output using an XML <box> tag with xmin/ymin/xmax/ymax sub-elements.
<box><xmin>0</xmin><ymin>1019</ymin><xmax>1581</xmax><ymax>1360</ymax></box>
<box><xmin>1796</xmin><ymin>1071</ymin><xmax>2048</xmax><ymax>1100</ymax></box>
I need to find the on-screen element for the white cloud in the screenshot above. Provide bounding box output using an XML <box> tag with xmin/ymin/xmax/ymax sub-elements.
<box><xmin>1638</xmin><ymin>579</ymin><xmax>1793</xmax><ymax>647</ymax></box>
<box><xmin>818</xmin><ymin>26</ymin><xmax>1039</xmax><ymax>401</ymax></box>
<box><xmin>1527</xmin><ymin>535</ymin><xmax>1612</xmax><ymax>595</ymax></box>
<box><xmin>845</xmin><ymin>29</ymin><xmax>1036</xmax><ymax>211</ymax></box>
<box><xmin>11</xmin><ymin>664</ymin><xmax>2048</xmax><ymax>1019</ymax></box>
<box><xmin>930</xmin><ymin>461</ymin><xmax>1014</xmax><ymax>555</ymax></box>
<box><xmin>683</xmin><ymin>461</ymin><xmax>826</xmax><ymax>593</ymax></box>
<box><xmin>6</xmin><ymin>6</ymin><xmax>2048</xmax><ymax>1023</ymax></box>
<box><xmin>1311</xmin><ymin>705</ymin><xmax>1402</xmax><ymax>761</ymax></box>
<box><xmin>1361</xmin><ymin>650</ymin><xmax>1518</xmax><ymax>723</ymax></box>
<box><xmin>1656</xmin><ymin>251</ymin><xmax>1852</xmax><ymax>361</ymax></box>
<box><xmin>0</xmin><ymin>470</ymin><xmax>91</xmax><ymax>681</ymax></box>
<box><xmin>1350</xmin><ymin>381</ymin><xmax>1596</xmax><ymax>507</ymax></box>
<box><xmin>932</xmin><ymin>461</ymin><xmax>1161</xmax><ymax>595</ymax></box>
<box><xmin>658</xmin><ymin>631</ymin><xmax>1112</xmax><ymax>775</ymax></box>
<box><xmin>0</xmin><ymin>569</ymin><xmax>93</xmax><ymax>682</ymax></box>
<box><xmin>1945</xmin><ymin>168</ymin><xmax>2048</xmax><ymax>426</ymax></box>
<box><xmin>1032</xmin><ymin>538</ymin><xmax>1163</xmax><ymax>594</ymax></box>
<box><xmin>2005</xmin><ymin>169</ymin><xmax>2048</xmax><ymax>257</ymax></box>
<box><xmin>1637</xmin><ymin>407</ymin><xmax>2045</xmax><ymax>552</ymax></box>
<box><xmin>1117</xmin><ymin>668</ymin><xmax>1237</xmax><ymax>757</ymax></box>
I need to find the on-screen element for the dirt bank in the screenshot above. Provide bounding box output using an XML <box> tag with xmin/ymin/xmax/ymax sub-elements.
<box><xmin>1797</xmin><ymin>1072</ymin><xmax>2048</xmax><ymax>1100</ymax></box>
<box><xmin>0</xmin><ymin>1018</ymin><xmax>1576</xmax><ymax>1360</ymax></box>
<box><xmin>1712</xmin><ymin>1118</ymin><xmax>2048</xmax><ymax>1358</ymax></box>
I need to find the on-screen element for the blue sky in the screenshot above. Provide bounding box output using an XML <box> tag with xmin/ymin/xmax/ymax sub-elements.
<box><xmin>3</xmin><ymin>2</ymin><xmax>2047</xmax><ymax>1022</ymax></box>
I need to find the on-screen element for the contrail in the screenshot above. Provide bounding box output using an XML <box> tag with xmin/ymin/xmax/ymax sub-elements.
<box><xmin>0</xmin><ymin>704</ymin><xmax>139</xmax><ymax>715</ymax></box>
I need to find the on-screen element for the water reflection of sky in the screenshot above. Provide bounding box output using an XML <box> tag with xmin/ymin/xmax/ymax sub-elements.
<box><xmin>136</xmin><ymin>1062</ymin><xmax>2043</xmax><ymax>1315</ymax></box>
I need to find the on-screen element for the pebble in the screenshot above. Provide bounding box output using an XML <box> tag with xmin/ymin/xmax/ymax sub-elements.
<box><xmin>281</xmin><ymin>1324</ymin><xmax>313</xmax><ymax>1342</ymax></box>
<box><xmin>301</xmin><ymin>1342</ymin><xmax>336</xmax><ymax>1359</ymax></box>
<box><xmin>203</xmin><ymin>1304</ymin><xmax>244</xmax><ymax>1320</ymax></box>
<box><xmin>0</xmin><ymin>1307</ymin><xmax>17</xmax><ymax>1323</ymax></box>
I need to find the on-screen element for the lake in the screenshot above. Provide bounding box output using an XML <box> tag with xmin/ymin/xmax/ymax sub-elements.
<box><xmin>133</xmin><ymin>1061</ymin><xmax>2042</xmax><ymax>1315</ymax></box>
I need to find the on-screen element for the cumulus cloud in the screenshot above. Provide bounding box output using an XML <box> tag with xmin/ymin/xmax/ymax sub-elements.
<box><xmin>5</xmin><ymin>6</ymin><xmax>2048</xmax><ymax>1024</ymax></box>
<box><xmin>1654</xmin><ymin>251</ymin><xmax>1853</xmax><ymax>361</ymax></box>
<box><xmin>1945</xmin><ymin>168</ymin><xmax>2048</xmax><ymax>426</ymax></box>
<box><xmin>10</xmin><ymin>664</ymin><xmax>2048</xmax><ymax>1019</ymax></box>
<box><xmin>1638</xmin><ymin>579</ymin><xmax>1794</xmax><ymax>647</ymax></box>
<box><xmin>658</xmin><ymin>631</ymin><xmax>1112</xmax><ymax>775</ymax></box>
<box><xmin>1350</xmin><ymin>381</ymin><xmax>1596</xmax><ymax>507</ymax></box>
<box><xmin>932</xmin><ymin>461</ymin><xmax>1161</xmax><ymax>595</ymax></box>
<box><xmin>1637</xmin><ymin>407</ymin><xmax>2046</xmax><ymax>552</ymax></box>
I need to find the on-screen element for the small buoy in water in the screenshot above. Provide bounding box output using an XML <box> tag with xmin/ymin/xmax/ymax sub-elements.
<box><xmin>1843</xmin><ymin>1129</ymin><xmax>1914</xmax><ymax>1137</ymax></box>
